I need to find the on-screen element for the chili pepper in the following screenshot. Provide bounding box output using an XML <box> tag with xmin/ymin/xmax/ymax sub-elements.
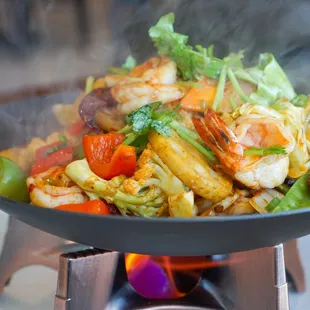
<box><xmin>30</xmin><ymin>146</ymin><xmax>73</xmax><ymax>176</ymax></box>
<box><xmin>0</xmin><ymin>156</ymin><xmax>29</xmax><ymax>202</ymax></box>
<box><xmin>55</xmin><ymin>199</ymin><xmax>111</xmax><ymax>215</ymax></box>
<box><xmin>83</xmin><ymin>133</ymin><xmax>136</xmax><ymax>180</ymax></box>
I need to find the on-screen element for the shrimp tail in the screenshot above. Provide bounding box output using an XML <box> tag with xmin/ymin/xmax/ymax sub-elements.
<box><xmin>192</xmin><ymin>117</ymin><xmax>223</xmax><ymax>153</ymax></box>
<box><xmin>193</xmin><ymin>109</ymin><xmax>244</xmax><ymax>174</ymax></box>
<box><xmin>204</xmin><ymin>109</ymin><xmax>243</xmax><ymax>156</ymax></box>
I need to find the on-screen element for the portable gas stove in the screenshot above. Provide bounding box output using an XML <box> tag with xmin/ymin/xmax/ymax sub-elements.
<box><xmin>0</xmin><ymin>217</ymin><xmax>305</xmax><ymax>310</ymax></box>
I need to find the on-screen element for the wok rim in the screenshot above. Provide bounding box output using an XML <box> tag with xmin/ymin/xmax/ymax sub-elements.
<box><xmin>1</xmin><ymin>195</ymin><xmax>309</xmax><ymax>224</ymax></box>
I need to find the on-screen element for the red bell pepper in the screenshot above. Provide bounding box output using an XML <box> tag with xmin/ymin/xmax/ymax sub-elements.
<box><xmin>55</xmin><ymin>199</ymin><xmax>111</xmax><ymax>215</ymax></box>
<box><xmin>83</xmin><ymin>133</ymin><xmax>136</xmax><ymax>180</ymax></box>
<box><xmin>30</xmin><ymin>146</ymin><xmax>73</xmax><ymax>176</ymax></box>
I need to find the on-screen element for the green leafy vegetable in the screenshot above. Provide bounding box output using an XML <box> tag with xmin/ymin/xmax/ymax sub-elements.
<box><xmin>246</xmin><ymin>53</ymin><xmax>296</xmax><ymax>106</ymax></box>
<box><xmin>85</xmin><ymin>76</ymin><xmax>95</xmax><ymax>94</ymax></box>
<box><xmin>149</xmin><ymin>12</ymin><xmax>224</xmax><ymax>80</ymax></box>
<box><xmin>118</xmin><ymin>102</ymin><xmax>215</xmax><ymax>162</ymax></box>
<box><xmin>121</xmin><ymin>55</ymin><xmax>137</xmax><ymax>71</ymax></box>
<box><xmin>244</xmin><ymin>145</ymin><xmax>287</xmax><ymax>156</ymax></box>
<box><xmin>266</xmin><ymin>197</ymin><xmax>282</xmax><ymax>212</ymax></box>
<box><xmin>119</xmin><ymin>102</ymin><xmax>177</xmax><ymax>148</ymax></box>
<box><xmin>292</xmin><ymin>94</ymin><xmax>308</xmax><ymax>107</ymax></box>
<box><xmin>273</xmin><ymin>173</ymin><xmax>310</xmax><ymax>212</ymax></box>
<box><xmin>223</xmin><ymin>50</ymin><xmax>245</xmax><ymax>68</ymax></box>
<box><xmin>108</xmin><ymin>55</ymin><xmax>137</xmax><ymax>75</ymax></box>
<box><xmin>212</xmin><ymin>65</ymin><xmax>227</xmax><ymax>111</ymax></box>
<box><xmin>276</xmin><ymin>184</ymin><xmax>290</xmax><ymax>195</ymax></box>
<box><xmin>169</xmin><ymin>120</ymin><xmax>216</xmax><ymax>162</ymax></box>
<box><xmin>227</xmin><ymin>68</ymin><xmax>249</xmax><ymax>103</ymax></box>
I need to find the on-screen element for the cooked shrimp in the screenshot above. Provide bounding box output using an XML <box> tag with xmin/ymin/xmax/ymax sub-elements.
<box><xmin>234</xmin><ymin>102</ymin><xmax>309</xmax><ymax>178</ymax></box>
<box><xmin>102</xmin><ymin>56</ymin><xmax>178</xmax><ymax>87</ymax></box>
<box><xmin>111</xmin><ymin>83</ymin><xmax>185</xmax><ymax>114</ymax></box>
<box><xmin>27</xmin><ymin>166</ymin><xmax>88</xmax><ymax>208</ymax></box>
<box><xmin>193</xmin><ymin>108</ymin><xmax>295</xmax><ymax>189</ymax></box>
<box><xmin>129</xmin><ymin>56</ymin><xmax>177</xmax><ymax>85</ymax></box>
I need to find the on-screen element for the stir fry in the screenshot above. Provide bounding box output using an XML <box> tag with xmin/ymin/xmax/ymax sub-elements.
<box><xmin>2</xmin><ymin>12</ymin><xmax>310</xmax><ymax>217</ymax></box>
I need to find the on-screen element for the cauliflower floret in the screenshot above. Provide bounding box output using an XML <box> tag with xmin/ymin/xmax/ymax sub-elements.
<box><xmin>115</xmin><ymin>145</ymin><xmax>197</xmax><ymax>217</ymax></box>
<box><xmin>65</xmin><ymin>158</ymin><xmax>126</xmax><ymax>203</ymax></box>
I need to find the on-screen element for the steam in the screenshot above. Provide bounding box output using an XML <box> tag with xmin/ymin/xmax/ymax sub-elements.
<box><xmin>0</xmin><ymin>91</ymin><xmax>78</xmax><ymax>150</ymax></box>
<box><xmin>2</xmin><ymin>0</ymin><xmax>310</xmax><ymax>153</ymax></box>
<box><xmin>120</xmin><ymin>0</ymin><xmax>310</xmax><ymax>93</ymax></box>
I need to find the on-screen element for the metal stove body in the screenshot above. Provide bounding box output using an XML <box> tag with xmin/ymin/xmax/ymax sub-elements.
<box><xmin>0</xmin><ymin>217</ymin><xmax>305</xmax><ymax>310</ymax></box>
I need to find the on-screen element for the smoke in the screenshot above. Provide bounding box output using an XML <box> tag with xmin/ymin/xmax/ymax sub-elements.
<box><xmin>2</xmin><ymin>0</ymin><xmax>310</xmax><ymax>151</ymax></box>
<box><xmin>0</xmin><ymin>91</ymin><xmax>78</xmax><ymax>150</ymax></box>
<box><xmin>119</xmin><ymin>0</ymin><xmax>310</xmax><ymax>93</ymax></box>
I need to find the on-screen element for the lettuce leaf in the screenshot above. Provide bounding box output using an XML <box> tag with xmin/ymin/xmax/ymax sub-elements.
<box><xmin>246</xmin><ymin>53</ymin><xmax>296</xmax><ymax>106</ymax></box>
<box><xmin>273</xmin><ymin>172</ymin><xmax>310</xmax><ymax>213</ymax></box>
<box><xmin>121</xmin><ymin>55</ymin><xmax>137</xmax><ymax>71</ymax></box>
<box><xmin>148</xmin><ymin>13</ymin><xmax>224</xmax><ymax>80</ymax></box>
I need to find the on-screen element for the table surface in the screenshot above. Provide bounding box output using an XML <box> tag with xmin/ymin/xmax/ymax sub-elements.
<box><xmin>0</xmin><ymin>210</ymin><xmax>309</xmax><ymax>310</ymax></box>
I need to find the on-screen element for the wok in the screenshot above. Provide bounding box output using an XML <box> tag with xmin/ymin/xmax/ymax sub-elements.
<box><xmin>1</xmin><ymin>92</ymin><xmax>310</xmax><ymax>256</ymax></box>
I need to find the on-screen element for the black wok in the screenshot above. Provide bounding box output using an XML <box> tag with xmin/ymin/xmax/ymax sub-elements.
<box><xmin>0</xmin><ymin>92</ymin><xmax>310</xmax><ymax>256</ymax></box>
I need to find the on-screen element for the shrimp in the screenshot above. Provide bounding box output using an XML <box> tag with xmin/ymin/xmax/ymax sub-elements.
<box><xmin>102</xmin><ymin>56</ymin><xmax>178</xmax><ymax>87</ymax></box>
<box><xmin>193</xmin><ymin>108</ymin><xmax>295</xmax><ymax>189</ymax></box>
<box><xmin>234</xmin><ymin>102</ymin><xmax>309</xmax><ymax>178</ymax></box>
<box><xmin>111</xmin><ymin>83</ymin><xmax>185</xmax><ymax>114</ymax></box>
<box><xmin>27</xmin><ymin>166</ymin><xmax>88</xmax><ymax>208</ymax></box>
<box><xmin>129</xmin><ymin>56</ymin><xmax>177</xmax><ymax>85</ymax></box>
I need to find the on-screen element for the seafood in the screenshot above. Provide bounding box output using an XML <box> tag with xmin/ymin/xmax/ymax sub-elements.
<box><xmin>111</xmin><ymin>83</ymin><xmax>185</xmax><ymax>114</ymax></box>
<box><xmin>234</xmin><ymin>103</ymin><xmax>309</xmax><ymax>178</ymax></box>
<box><xmin>4</xmin><ymin>13</ymin><xmax>310</xmax><ymax>219</ymax></box>
<box><xmin>193</xmin><ymin>108</ymin><xmax>295</xmax><ymax>189</ymax></box>
<box><xmin>102</xmin><ymin>56</ymin><xmax>178</xmax><ymax>87</ymax></box>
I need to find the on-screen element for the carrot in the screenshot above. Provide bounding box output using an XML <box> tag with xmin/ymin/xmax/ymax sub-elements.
<box><xmin>180</xmin><ymin>83</ymin><xmax>217</xmax><ymax>112</ymax></box>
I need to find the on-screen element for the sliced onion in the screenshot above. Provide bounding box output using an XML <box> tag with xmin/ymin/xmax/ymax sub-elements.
<box><xmin>249</xmin><ymin>189</ymin><xmax>284</xmax><ymax>214</ymax></box>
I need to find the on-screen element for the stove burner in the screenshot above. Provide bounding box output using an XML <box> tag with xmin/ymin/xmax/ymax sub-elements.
<box><xmin>136</xmin><ymin>306</ymin><xmax>215</xmax><ymax>310</ymax></box>
<box><xmin>0</xmin><ymin>217</ymin><xmax>306</xmax><ymax>310</ymax></box>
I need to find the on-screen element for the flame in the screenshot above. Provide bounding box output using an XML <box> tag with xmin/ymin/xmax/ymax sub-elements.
<box><xmin>161</xmin><ymin>256</ymin><xmax>185</xmax><ymax>298</ymax></box>
<box><xmin>125</xmin><ymin>253</ymin><xmax>244</xmax><ymax>299</ymax></box>
<box><xmin>126</xmin><ymin>253</ymin><xmax>151</xmax><ymax>273</ymax></box>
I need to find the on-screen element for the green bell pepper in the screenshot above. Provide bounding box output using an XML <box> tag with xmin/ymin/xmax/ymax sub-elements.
<box><xmin>0</xmin><ymin>156</ymin><xmax>29</xmax><ymax>202</ymax></box>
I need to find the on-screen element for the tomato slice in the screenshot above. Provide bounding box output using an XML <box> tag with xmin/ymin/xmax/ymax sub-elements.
<box><xmin>30</xmin><ymin>146</ymin><xmax>73</xmax><ymax>176</ymax></box>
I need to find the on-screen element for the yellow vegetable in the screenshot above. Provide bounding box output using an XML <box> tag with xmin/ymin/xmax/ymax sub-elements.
<box><xmin>168</xmin><ymin>191</ymin><xmax>197</xmax><ymax>217</ymax></box>
<box><xmin>148</xmin><ymin>130</ymin><xmax>233</xmax><ymax>202</ymax></box>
